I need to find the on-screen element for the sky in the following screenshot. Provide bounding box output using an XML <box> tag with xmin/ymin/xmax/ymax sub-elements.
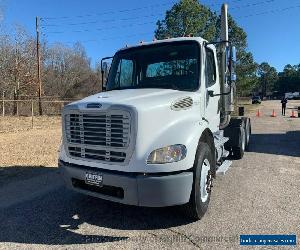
<box><xmin>1</xmin><ymin>0</ymin><xmax>300</xmax><ymax>71</ymax></box>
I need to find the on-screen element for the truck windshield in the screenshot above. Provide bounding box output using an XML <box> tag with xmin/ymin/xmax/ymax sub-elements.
<box><xmin>106</xmin><ymin>41</ymin><xmax>200</xmax><ymax>92</ymax></box>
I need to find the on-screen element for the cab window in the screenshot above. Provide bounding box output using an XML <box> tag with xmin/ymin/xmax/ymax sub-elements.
<box><xmin>206</xmin><ymin>48</ymin><xmax>216</xmax><ymax>87</ymax></box>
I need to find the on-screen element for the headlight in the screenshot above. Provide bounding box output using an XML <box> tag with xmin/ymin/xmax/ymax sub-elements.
<box><xmin>147</xmin><ymin>144</ymin><xmax>187</xmax><ymax>164</ymax></box>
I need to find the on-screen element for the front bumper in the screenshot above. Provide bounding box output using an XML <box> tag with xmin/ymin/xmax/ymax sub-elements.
<box><xmin>59</xmin><ymin>160</ymin><xmax>193</xmax><ymax>207</ymax></box>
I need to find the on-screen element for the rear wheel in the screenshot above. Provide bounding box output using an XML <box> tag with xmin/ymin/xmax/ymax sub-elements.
<box><xmin>184</xmin><ymin>142</ymin><xmax>214</xmax><ymax>220</ymax></box>
<box><xmin>232</xmin><ymin>125</ymin><xmax>246</xmax><ymax>159</ymax></box>
<box><xmin>245</xmin><ymin>118</ymin><xmax>251</xmax><ymax>150</ymax></box>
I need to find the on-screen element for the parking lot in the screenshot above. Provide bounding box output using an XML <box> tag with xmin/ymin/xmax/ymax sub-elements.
<box><xmin>0</xmin><ymin>100</ymin><xmax>299</xmax><ymax>249</ymax></box>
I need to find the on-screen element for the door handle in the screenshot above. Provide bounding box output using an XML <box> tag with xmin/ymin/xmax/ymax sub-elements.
<box><xmin>202</xmin><ymin>117</ymin><xmax>209</xmax><ymax>123</ymax></box>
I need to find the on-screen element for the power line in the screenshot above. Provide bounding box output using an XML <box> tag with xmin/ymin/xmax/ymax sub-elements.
<box><xmin>40</xmin><ymin>0</ymin><xmax>281</xmax><ymax>34</ymax></box>
<box><xmin>41</xmin><ymin>0</ymin><xmax>276</xmax><ymax>28</ymax></box>
<box><xmin>41</xmin><ymin>13</ymin><xmax>161</xmax><ymax>28</ymax></box>
<box><xmin>41</xmin><ymin>1</ymin><xmax>300</xmax><ymax>48</ymax></box>
<box><xmin>42</xmin><ymin>0</ymin><xmax>176</xmax><ymax>20</ymax></box>
<box><xmin>43</xmin><ymin>20</ymin><xmax>157</xmax><ymax>34</ymax></box>
<box><xmin>46</xmin><ymin>0</ymin><xmax>300</xmax><ymax>45</ymax></box>
<box><xmin>41</xmin><ymin>0</ymin><xmax>247</xmax><ymax>21</ymax></box>
<box><xmin>230</xmin><ymin>0</ymin><xmax>275</xmax><ymax>10</ymax></box>
<box><xmin>236</xmin><ymin>3</ymin><xmax>300</xmax><ymax>18</ymax></box>
<box><xmin>46</xmin><ymin>32</ymin><xmax>154</xmax><ymax>46</ymax></box>
<box><xmin>42</xmin><ymin>2</ymin><xmax>300</xmax><ymax>34</ymax></box>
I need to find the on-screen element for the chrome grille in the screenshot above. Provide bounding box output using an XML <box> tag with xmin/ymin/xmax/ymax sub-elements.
<box><xmin>68</xmin><ymin>146</ymin><xmax>126</xmax><ymax>163</ymax></box>
<box><xmin>65</xmin><ymin>110</ymin><xmax>131</xmax><ymax>163</ymax></box>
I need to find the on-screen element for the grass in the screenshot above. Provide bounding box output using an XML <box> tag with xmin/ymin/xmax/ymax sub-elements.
<box><xmin>233</xmin><ymin>98</ymin><xmax>258</xmax><ymax>116</ymax></box>
<box><xmin>0</xmin><ymin>116</ymin><xmax>61</xmax><ymax>133</ymax></box>
<box><xmin>3</xmin><ymin>100</ymin><xmax>297</xmax><ymax>168</ymax></box>
<box><xmin>0</xmin><ymin>116</ymin><xmax>61</xmax><ymax>167</ymax></box>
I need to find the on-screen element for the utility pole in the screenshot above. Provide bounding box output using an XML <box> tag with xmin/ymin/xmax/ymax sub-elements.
<box><xmin>14</xmin><ymin>40</ymin><xmax>20</xmax><ymax>116</ymax></box>
<box><xmin>36</xmin><ymin>16</ymin><xmax>43</xmax><ymax>115</ymax></box>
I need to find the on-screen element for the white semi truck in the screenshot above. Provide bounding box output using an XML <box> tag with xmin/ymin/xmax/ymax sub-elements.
<box><xmin>59</xmin><ymin>4</ymin><xmax>251</xmax><ymax>220</ymax></box>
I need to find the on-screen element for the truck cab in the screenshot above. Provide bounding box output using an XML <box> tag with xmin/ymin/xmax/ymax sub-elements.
<box><xmin>59</xmin><ymin>4</ymin><xmax>251</xmax><ymax>220</ymax></box>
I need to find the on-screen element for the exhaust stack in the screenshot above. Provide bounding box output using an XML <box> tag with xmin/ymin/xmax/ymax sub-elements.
<box><xmin>219</xmin><ymin>3</ymin><xmax>235</xmax><ymax>129</ymax></box>
<box><xmin>221</xmin><ymin>3</ymin><xmax>228</xmax><ymax>45</ymax></box>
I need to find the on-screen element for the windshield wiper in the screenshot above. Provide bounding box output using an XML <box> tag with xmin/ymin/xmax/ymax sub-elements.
<box><xmin>107</xmin><ymin>85</ymin><xmax>141</xmax><ymax>91</ymax></box>
<box><xmin>148</xmin><ymin>84</ymin><xmax>181</xmax><ymax>91</ymax></box>
<box><xmin>107</xmin><ymin>83</ymin><xmax>185</xmax><ymax>91</ymax></box>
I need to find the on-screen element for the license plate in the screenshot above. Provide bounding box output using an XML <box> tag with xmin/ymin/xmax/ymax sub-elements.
<box><xmin>85</xmin><ymin>172</ymin><xmax>103</xmax><ymax>187</ymax></box>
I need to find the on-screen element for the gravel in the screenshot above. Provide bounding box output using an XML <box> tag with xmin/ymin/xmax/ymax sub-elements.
<box><xmin>0</xmin><ymin>100</ymin><xmax>299</xmax><ymax>249</ymax></box>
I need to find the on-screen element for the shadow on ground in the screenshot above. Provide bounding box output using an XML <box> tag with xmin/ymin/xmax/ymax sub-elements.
<box><xmin>0</xmin><ymin>167</ymin><xmax>193</xmax><ymax>245</ymax></box>
<box><xmin>1</xmin><ymin>130</ymin><xmax>300</xmax><ymax>245</ymax></box>
<box><xmin>0</xmin><ymin>166</ymin><xmax>56</xmax><ymax>187</ymax></box>
<box><xmin>248</xmin><ymin>130</ymin><xmax>300</xmax><ymax>157</ymax></box>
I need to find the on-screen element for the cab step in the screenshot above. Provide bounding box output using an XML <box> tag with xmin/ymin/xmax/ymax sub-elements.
<box><xmin>216</xmin><ymin>160</ymin><xmax>232</xmax><ymax>175</ymax></box>
<box><xmin>223</xmin><ymin>149</ymin><xmax>230</xmax><ymax>158</ymax></box>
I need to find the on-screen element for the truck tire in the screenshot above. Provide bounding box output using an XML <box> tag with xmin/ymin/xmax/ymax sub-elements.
<box><xmin>245</xmin><ymin>118</ymin><xmax>251</xmax><ymax>150</ymax></box>
<box><xmin>224</xmin><ymin>117</ymin><xmax>248</xmax><ymax>159</ymax></box>
<box><xmin>232</xmin><ymin>125</ymin><xmax>246</xmax><ymax>159</ymax></box>
<box><xmin>184</xmin><ymin>142</ymin><xmax>214</xmax><ymax>220</ymax></box>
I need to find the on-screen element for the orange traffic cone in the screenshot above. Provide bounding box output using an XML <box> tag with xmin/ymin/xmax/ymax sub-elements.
<box><xmin>271</xmin><ymin>109</ymin><xmax>276</xmax><ymax>117</ymax></box>
<box><xmin>290</xmin><ymin>110</ymin><xmax>296</xmax><ymax>118</ymax></box>
<box><xmin>256</xmin><ymin>109</ymin><xmax>261</xmax><ymax>117</ymax></box>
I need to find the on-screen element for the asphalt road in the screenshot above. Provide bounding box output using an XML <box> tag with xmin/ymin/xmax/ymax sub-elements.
<box><xmin>0</xmin><ymin>100</ymin><xmax>299</xmax><ymax>250</ymax></box>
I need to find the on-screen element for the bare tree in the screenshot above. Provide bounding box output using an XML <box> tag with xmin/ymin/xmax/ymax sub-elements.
<box><xmin>0</xmin><ymin>24</ymin><xmax>101</xmax><ymax>103</ymax></box>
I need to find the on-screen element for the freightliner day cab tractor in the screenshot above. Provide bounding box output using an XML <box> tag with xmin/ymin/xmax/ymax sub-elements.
<box><xmin>59</xmin><ymin>3</ymin><xmax>251</xmax><ymax>220</ymax></box>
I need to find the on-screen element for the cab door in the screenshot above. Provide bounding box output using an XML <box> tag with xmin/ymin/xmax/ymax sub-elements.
<box><xmin>203</xmin><ymin>46</ymin><xmax>220</xmax><ymax>132</ymax></box>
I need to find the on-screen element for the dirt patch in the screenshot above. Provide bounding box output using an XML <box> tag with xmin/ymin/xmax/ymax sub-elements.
<box><xmin>0</xmin><ymin>116</ymin><xmax>61</xmax><ymax>133</ymax></box>
<box><xmin>0</xmin><ymin>117</ymin><xmax>61</xmax><ymax>167</ymax></box>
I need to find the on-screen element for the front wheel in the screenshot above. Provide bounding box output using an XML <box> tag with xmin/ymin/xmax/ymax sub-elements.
<box><xmin>184</xmin><ymin>142</ymin><xmax>214</xmax><ymax>220</ymax></box>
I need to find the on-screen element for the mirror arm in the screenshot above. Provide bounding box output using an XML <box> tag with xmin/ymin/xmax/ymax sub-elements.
<box><xmin>209</xmin><ymin>85</ymin><xmax>232</xmax><ymax>97</ymax></box>
<box><xmin>204</xmin><ymin>40</ymin><xmax>231</xmax><ymax>48</ymax></box>
<box><xmin>208</xmin><ymin>90</ymin><xmax>214</xmax><ymax>97</ymax></box>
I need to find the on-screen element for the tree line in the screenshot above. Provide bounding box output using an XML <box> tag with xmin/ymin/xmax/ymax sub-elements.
<box><xmin>0</xmin><ymin>0</ymin><xmax>299</xmax><ymax>101</ymax></box>
<box><xmin>0</xmin><ymin>25</ymin><xmax>102</xmax><ymax>101</ymax></box>
<box><xmin>155</xmin><ymin>0</ymin><xmax>299</xmax><ymax>98</ymax></box>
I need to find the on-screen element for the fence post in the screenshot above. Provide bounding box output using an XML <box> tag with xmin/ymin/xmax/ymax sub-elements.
<box><xmin>31</xmin><ymin>100</ymin><xmax>34</xmax><ymax>128</ymax></box>
<box><xmin>2</xmin><ymin>91</ymin><xmax>4</xmax><ymax>117</ymax></box>
<box><xmin>61</xmin><ymin>102</ymin><xmax>64</xmax><ymax>115</ymax></box>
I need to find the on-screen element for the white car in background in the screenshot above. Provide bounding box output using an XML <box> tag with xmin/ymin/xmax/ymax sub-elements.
<box><xmin>285</xmin><ymin>92</ymin><xmax>294</xmax><ymax>99</ymax></box>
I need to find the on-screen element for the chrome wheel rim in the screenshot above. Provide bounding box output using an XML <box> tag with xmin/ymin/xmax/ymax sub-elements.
<box><xmin>246</xmin><ymin>125</ymin><xmax>250</xmax><ymax>144</ymax></box>
<box><xmin>242</xmin><ymin>129</ymin><xmax>246</xmax><ymax>151</ymax></box>
<box><xmin>200</xmin><ymin>159</ymin><xmax>210</xmax><ymax>202</ymax></box>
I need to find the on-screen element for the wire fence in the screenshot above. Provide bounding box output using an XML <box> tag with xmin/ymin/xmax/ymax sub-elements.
<box><xmin>0</xmin><ymin>99</ymin><xmax>74</xmax><ymax>132</ymax></box>
<box><xmin>0</xmin><ymin>97</ymin><xmax>252</xmax><ymax>132</ymax></box>
<box><xmin>1</xmin><ymin>99</ymin><xmax>72</xmax><ymax>116</ymax></box>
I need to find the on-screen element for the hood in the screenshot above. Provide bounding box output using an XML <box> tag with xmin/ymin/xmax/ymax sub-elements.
<box><xmin>69</xmin><ymin>88</ymin><xmax>195</xmax><ymax>111</ymax></box>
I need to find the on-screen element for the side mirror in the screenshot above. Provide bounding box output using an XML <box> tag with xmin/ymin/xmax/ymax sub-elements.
<box><xmin>230</xmin><ymin>46</ymin><xmax>236</xmax><ymax>82</ymax></box>
<box><xmin>225</xmin><ymin>46</ymin><xmax>237</xmax><ymax>83</ymax></box>
<box><xmin>101</xmin><ymin>56</ymin><xmax>113</xmax><ymax>92</ymax></box>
